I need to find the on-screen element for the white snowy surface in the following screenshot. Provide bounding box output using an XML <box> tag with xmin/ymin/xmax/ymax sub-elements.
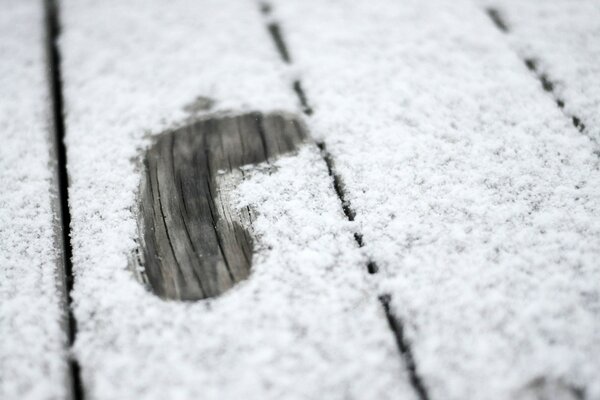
<box><xmin>271</xmin><ymin>0</ymin><xmax>600</xmax><ymax>399</ymax></box>
<box><xmin>482</xmin><ymin>0</ymin><xmax>600</xmax><ymax>142</ymax></box>
<box><xmin>60</xmin><ymin>0</ymin><xmax>415</xmax><ymax>399</ymax></box>
<box><xmin>0</xmin><ymin>1</ymin><xmax>68</xmax><ymax>399</ymax></box>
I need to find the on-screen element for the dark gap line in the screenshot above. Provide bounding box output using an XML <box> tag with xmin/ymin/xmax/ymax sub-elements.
<box><xmin>316</xmin><ymin>141</ymin><xmax>379</xmax><ymax>274</ymax></box>
<box><xmin>258</xmin><ymin>4</ymin><xmax>430</xmax><ymax>399</ymax></box>
<box><xmin>523</xmin><ymin>58</ymin><xmax>587</xmax><ymax>132</ymax></box>
<box><xmin>267</xmin><ymin>22</ymin><xmax>291</xmax><ymax>63</ymax></box>
<box><xmin>486</xmin><ymin>8</ymin><xmax>589</xmax><ymax>137</ymax></box>
<box><xmin>259</xmin><ymin>2</ymin><xmax>377</xmax><ymax>269</ymax></box>
<box><xmin>260</xmin><ymin>3</ymin><xmax>314</xmax><ymax>116</ymax></box>
<box><xmin>260</xmin><ymin>1</ymin><xmax>385</xmax><ymax>273</ymax></box>
<box><xmin>316</xmin><ymin>142</ymin><xmax>356</xmax><ymax>222</ymax></box>
<box><xmin>293</xmin><ymin>80</ymin><xmax>313</xmax><ymax>115</ymax></box>
<box><xmin>486</xmin><ymin>7</ymin><xmax>508</xmax><ymax>32</ymax></box>
<box><xmin>380</xmin><ymin>295</ymin><xmax>430</xmax><ymax>400</ymax></box>
<box><xmin>45</xmin><ymin>0</ymin><xmax>84</xmax><ymax>399</ymax></box>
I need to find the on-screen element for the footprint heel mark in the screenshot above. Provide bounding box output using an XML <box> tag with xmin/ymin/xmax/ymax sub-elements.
<box><xmin>135</xmin><ymin>112</ymin><xmax>309</xmax><ymax>301</ymax></box>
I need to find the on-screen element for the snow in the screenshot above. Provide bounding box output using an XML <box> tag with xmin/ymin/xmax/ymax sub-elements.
<box><xmin>481</xmin><ymin>0</ymin><xmax>600</xmax><ymax>142</ymax></box>
<box><xmin>59</xmin><ymin>0</ymin><xmax>415</xmax><ymax>399</ymax></box>
<box><xmin>0</xmin><ymin>1</ymin><xmax>68</xmax><ymax>399</ymax></box>
<box><xmin>270</xmin><ymin>0</ymin><xmax>600</xmax><ymax>399</ymax></box>
<box><xmin>3</xmin><ymin>0</ymin><xmax>597</xmax><ymax>398</ymax></box>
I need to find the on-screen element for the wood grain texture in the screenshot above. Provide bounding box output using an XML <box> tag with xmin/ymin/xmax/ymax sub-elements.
<box><xmin>136</xmin><ymin>112</ymin><xmax>308</xmax><ymax>300</ymax></box>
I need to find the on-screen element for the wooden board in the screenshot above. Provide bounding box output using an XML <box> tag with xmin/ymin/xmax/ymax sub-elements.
<box><xmin>267</xmin><ymin>0</ymin><xmax>600</xmax><ymax>399</ymax></box>
<box><xmin>3</xmin><ymin>1</ymin><xmax>599</xmax><ymax>399</ymax></box>
<box><xmin>58</xmin><ymin>0</ymin><xmax>416</xmax><ymax>399</ymax></box>
<box><xmin>482</xmin><ymin>0</ymin><xmax>600</xmax><ymax>143</ymax></box>
<box><xmin>0</xmin><ymin>1</ymin><xmax>70</xmax><ymax>399</ymax></box>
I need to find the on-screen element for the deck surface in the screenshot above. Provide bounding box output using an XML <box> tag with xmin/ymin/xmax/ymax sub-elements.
<box><xmin>1</xmin><ymin>1</ymin><xmax>599</xmax><ymax>400</ymax></box>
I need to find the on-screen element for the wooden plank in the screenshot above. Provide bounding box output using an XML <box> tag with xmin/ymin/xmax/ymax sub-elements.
<box><xmin>0</xmin><ymin>1</ymin><xmax>70</xmax><ymax>399</ymax></box>
<box><xmin>267</xmin><ymin>0</ymin><xmax>600</xmax><ymax>399</ymax></box>
<box><xmin>481</xmin><ymin>0</ymin><xmax>600</xmax><ymax>143</ymax></box>
<box><xmin>58</xmin><ymin>0</ymin><xmax>417</xmax><ymax>398</ymax></box>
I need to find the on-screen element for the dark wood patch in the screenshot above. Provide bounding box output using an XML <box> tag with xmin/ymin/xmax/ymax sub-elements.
<box><xmin>135</xmin><ymin>112</ymin><xmax>308</xmax><ymax>301</ymax></box>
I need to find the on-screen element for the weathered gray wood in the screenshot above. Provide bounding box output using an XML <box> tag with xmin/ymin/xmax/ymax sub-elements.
<box><xmin>136</xmin><ymin>112</ymin><xmax>308</xmax><ymax>300</ymax></box>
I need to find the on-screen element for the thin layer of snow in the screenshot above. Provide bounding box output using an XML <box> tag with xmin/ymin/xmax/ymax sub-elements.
<box><xmin>482</xmin><ymin>0</ymin><xmax>600</xmax><ymax>142</ymax></box>
<box><xmin>60</xmin><ymin>0</ymin><xmax>415</xmax><ymax>399</ymax></box>
<box><xmin>271</xmin><ymin>0</ymin><xmax>600</xmax><ymax>399</ymax></box>
<box><xmin>0</xmin><ymin>1</ymin><xmax>68</xmax><ymax>399</ymax></box>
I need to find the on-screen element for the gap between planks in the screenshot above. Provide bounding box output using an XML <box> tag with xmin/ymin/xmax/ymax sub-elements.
<box><xmin>259</xmin><ymin>2</ymin><xmax>377</xmax><ymax>272</ymax></box>
<box><xmin>258</xmin><ymin>3</ymin><xmax>431</xmax><ymax>400</ymax></box>
<box><xmin>43</xmin><ymin>0</ymin><xmax>432</xmax><ymax>397</ymax></box>
<box><xmin>45</xmin><ymin>0</ymin><xmax>84</xmax><ymax>399</ymax></box>
<box><xmin>486</xmin><ymin>7</ymin><xmax>596</xmax><ymax>147</ymax></box>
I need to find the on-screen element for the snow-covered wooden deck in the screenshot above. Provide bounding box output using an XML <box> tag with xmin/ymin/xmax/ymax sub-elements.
<box><xmin>1</xmin><ymin>1</ymin><xmax>599</xmax><ymax>399</ymax></box>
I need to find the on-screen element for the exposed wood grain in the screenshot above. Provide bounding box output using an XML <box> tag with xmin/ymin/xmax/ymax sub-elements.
<box><xmin>136</xmin><ymin>112</ymin><xmax>308</xmax><ymax>300</ymax></box>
